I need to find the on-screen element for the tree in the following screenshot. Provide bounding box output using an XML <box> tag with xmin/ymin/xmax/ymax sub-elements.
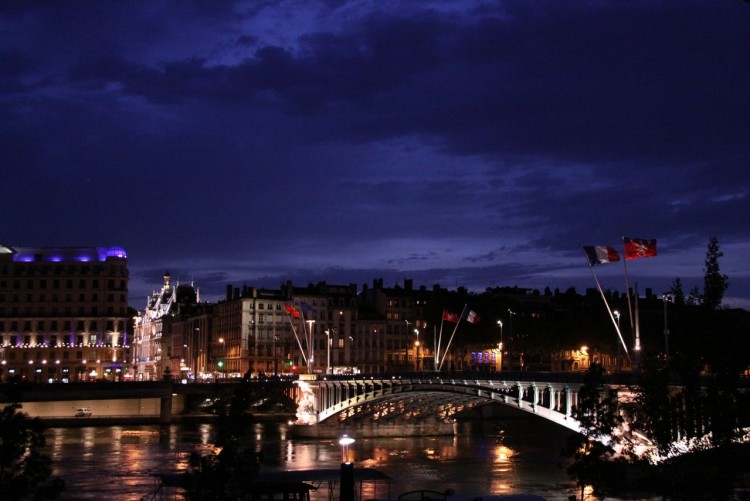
<box><xmin>702</xmin><ymin>236</ymin><xmax>729</xmax><ymax>310</ymax></box>
<box><xmin>632</xmin><ymin>356</ymin><xmax>675</xmax><ymax>456</ymax></box>
<box><xmin>564</xmin><ymin>364</ymin><xmax>623</xmax><ymax>500</ymax></box>
<box><xmin>669</xmin><ymin>278</ymin><xmax>685</xmax><ymax>306</ymax></box>
<box><xmin>0</xmin><ymin>403</ymin><xmax>65</xmax><ymax>500</ymax></box>
<box><xmin>184</xmin><ymin>381</ymin><xmax>263</xmax><ymax>499</ymax></box>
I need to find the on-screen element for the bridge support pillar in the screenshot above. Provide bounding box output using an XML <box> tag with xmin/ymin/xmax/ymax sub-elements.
<box><xmin>548</xmin><ymin>386</ymin><xmax>555</xmax><ymax>411</ymax></box>
<box><xmin>160</xmin><ymin>394</ymin><xmax>172</xmax><ymax>424</ymax></box>
<box><xmin>516</xmin><ymin>383</ymin><xmax>524</xmax><ymax>408</ymax></box>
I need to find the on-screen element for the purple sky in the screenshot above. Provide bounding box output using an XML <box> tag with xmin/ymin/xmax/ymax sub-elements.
<box><xmin>2</xmin><ymin>1</ymin><xmax>749</xmax><ymax>309</ymax></box>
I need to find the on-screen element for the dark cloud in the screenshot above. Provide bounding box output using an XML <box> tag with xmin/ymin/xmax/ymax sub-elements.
<box><xmin>1</xmin><ymin>0</ymin><xmax>748</xmax><ymax>309</ymax></box>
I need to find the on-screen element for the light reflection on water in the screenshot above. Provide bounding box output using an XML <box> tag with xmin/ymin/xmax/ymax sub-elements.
<box><xmin>44</xmin><ymin>418</ymin><xmax>580</xmax><ymax>501</ymax></box>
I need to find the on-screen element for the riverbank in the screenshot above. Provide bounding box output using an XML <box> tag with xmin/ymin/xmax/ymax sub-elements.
<box><xmin>38</xmin><ymin>411</ymin><xmax>296</xmax><ymax>427</ymax></box>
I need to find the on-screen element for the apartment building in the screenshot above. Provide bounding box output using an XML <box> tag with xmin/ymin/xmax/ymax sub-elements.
<box><xmin>0</xmin><ymin>244</ymin><xmax>130</xmax><ymax>382</ymax></box>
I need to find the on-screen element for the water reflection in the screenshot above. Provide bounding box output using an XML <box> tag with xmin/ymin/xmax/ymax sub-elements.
<box><xmin>44</xmin><ymin>418</ymin><xmax>580</xmax><ymax>501</ymax></box>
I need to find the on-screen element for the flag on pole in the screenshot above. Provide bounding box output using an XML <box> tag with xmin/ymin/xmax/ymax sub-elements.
<box><xmin>442</xmin><ymin>310</ymin><xmax>459</xmax><ymax>323</ymax></box>
<box><xmin>583</xmin><ymin>246</ymin><xmax>620</xmax><ymax>266</ymax></box>
<box><xmin>465</xmin><ymin>310</ymin><xmax>480</xmax><ymax>324</ymax></box>
<box><xmin>623</xmin><ymin>237</ymin><xmax>657</xmax><ymax>260</ymax></box>
<box><xmin>285</xmin><ymin>304</ymin><xmax>300</xmax><ymax>318</ymax></box>
<box><xmin>300</xmin><ymin>301</ymin><xmax>317</xmax><ymax>313</ymax></box>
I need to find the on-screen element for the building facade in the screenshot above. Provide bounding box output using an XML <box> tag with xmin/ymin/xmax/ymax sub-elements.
<box><xmin>132</xmin><ymin>272</ymin><xmax>200</xmax><ymax>381</ymax></box>
<box><xmin>0</xmin><ymin>244</ymin><xmax>130</xmax><ymax>382</ymax></box>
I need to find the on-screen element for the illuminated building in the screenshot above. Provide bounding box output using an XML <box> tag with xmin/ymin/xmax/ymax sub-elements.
<box><xmin>0</xmin><ymin>244</ymin><xmax>130</xmax><ymax>382</ymax></box>
<box><xmin>132</xmin><ymin>271</ymin><xmax>200</xmax><ymax>381</ymax></box>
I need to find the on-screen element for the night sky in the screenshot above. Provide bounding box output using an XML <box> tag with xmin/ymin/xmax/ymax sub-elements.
<box><xmin>2</xmin><ymin>1</ymin><xmax>749</xmax><ymax>309</ymax></box>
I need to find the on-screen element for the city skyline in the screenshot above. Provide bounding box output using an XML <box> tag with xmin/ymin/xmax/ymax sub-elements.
<box><xmin>2</xmin><ymin>1</ymin><xmax>749</xmax><ymax>309</ymax></box>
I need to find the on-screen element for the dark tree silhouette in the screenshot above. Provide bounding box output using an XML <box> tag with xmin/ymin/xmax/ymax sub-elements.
<box><xmin>0</xmin><ymin>403</ymin><xmax>65</xmax><ymax>500</ymax></box>
<box><xmin>702</xmin><ymin>236</ymin><xmax>728</xmax><ymax>310</ymax></box>
<box><xmin>564</xmin><ymin>364</ymin><xmax>622</xmax><ymax>500</ymax></box>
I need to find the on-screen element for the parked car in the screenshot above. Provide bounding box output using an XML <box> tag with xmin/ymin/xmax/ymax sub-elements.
<box><xmin>75</xmin><ymin>408</ymin><xmax>92</xmax><ymax>417</ymax></box>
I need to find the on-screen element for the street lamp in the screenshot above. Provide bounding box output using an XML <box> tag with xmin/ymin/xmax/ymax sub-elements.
<box><xmin>324</xmin><ymin>329</ymin><xmax>333</xmax><ymax>375</ymax></box>
<box><xmin>338</xmin><ymin>434</ymin><xmax>356</xmax><ymax>501</ymax></box>
<box><xmin>339</xmin><ymin>434</ymin><xmax>355</xmax><ymax>463</ymax></box>
<box><xmin>273</xmin><ymin>333</ymin><xmax>279</xmax><ymax>376</ymax></box>
<box><xmin>496</xmin><ymin>320</ymin><xmax>504</xmax><ymax>372</ymax></box>
<box><xmin>191</xmin><ymin>327</ymin><xmax>201</xmax><ymax>381</ymax></box>
<box><xmin>306</xmin><ymin>320</ymin><xmax>315</xmax><ymax>374</ymax></box>
<box><xmin>404</xmin><ymin>320</ymin><xmax>410</xmax><ymax>368</ymax></box>
<box><xmin>613</xmin><ymin>311</ymin><xmax>621</xmax><ymax>371</ymax></box>
<box><xmin>507</xmin><ymin>310</ymin><xmax>515</xmax><ymax>371</ymax></box>
<box><xmin>413</xmin><ymin>328</ymin><xmax>420</xmax><ymax>371</ymax></box>
<box><xmin>218</xmin><ymin>337</ymin><xmax>226</xmax><ymax>379</ymax></box>
<box><xmin>662</xmin><ymin>294</ymin><xmax>671</xmax><ymax>359</ymax></box>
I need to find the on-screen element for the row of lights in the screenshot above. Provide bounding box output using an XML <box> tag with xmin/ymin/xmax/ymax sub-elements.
<box><xmin>1</xmin><ymin>359</ymin><xmax>102</xmax><ymax>365</ymax></box>
<box><xmin>1</xmin><ymin>343</ymin><xmax>129</xmax><ymax>348</ymax></box>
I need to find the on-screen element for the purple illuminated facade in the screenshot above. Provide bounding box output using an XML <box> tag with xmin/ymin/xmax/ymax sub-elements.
<box><xmin>0</xmin><ymin>244</ymin><xmax>131</xmax><ymax>382</ymax></box>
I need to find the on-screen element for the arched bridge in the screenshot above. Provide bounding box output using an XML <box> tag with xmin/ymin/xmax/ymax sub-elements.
<box><xmin>293</xmin><ymin>372</ymin><xmax>638</xmax><ymax>436</ymax></box>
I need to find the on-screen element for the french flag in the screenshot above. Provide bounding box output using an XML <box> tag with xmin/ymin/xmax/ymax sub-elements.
<box><xmin>583</xmin><ymin>246</ymin><xmax>620</xmax><ymax>266</ymax></box>
<box><xmin>466</xmin><ymin>310</ymin><xmax>480</xmax><ymax>324</ymax></box>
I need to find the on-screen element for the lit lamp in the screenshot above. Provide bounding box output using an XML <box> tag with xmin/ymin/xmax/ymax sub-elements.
<box><xmin>218</xmin><ymin>338</ymin><xmax>226</xmax><ymax>379</ymax></box>
<box><xmin>324</xmin><ymin>329</ymin><xmax>332</xmax><ymax>375</ymax></box>
<box><xmin>339</xmin><ymin>434</ymin><xmax>355</xmax><ymax>463</ymax></box>
<box><xmin>496</xmin><ymin>320</ymin><xmax>504</xmax><ymax>372</ymax></box>
<box><xmin>339</xmin><ymin>434</ymin><xmax>356</xmax><ymax>501</ymax></box>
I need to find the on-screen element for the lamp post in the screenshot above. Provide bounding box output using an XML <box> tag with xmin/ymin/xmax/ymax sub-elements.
<box><xmin>614</xmin><ymin>311</ymin><xmax>621</xmax><ymax>371</ymax></box>
<box><xmin>324</xmin><ymin>329</ymin><xmax>333</xmax><ymax>375</ymax></box>
<box><xmin>413</xmin><ymin>328</ymin><xmax>420</xmax><ymax>371</ymax></box>
<box><xmin>218</xmin><ymin>337</ymin><xmax>226</xmax><ymax>379</ymax></box>
<box><xmin>662</xmin><ymin>294</ymin><xmax>671</xmax><ymax>359</ymax></box>
<box><xmin>193</xmin><ymin>327</ymin><xmax>200</xmax><ymax>381</ymax></box>
<box><xmin>404</xmin><ymin>320</ymin><xmax>410</xmax><ymax>369</ymax></box>
<box><xmin>496</xmin><ymin>320</ymin><xmax>504</xmax><ymax>372</ymax></box>
<box><xmin>306</xmin><ymin>320</ymin><xmax>315</xmax><ymax>374</ymax></box>
<box><xmin>273</xmin><ymin>333</ymin><xmax>279</xmax><ymax>376</ymax></box>
<box><xmin>507</xmin><ymin>310</ymin><xmax>515</xmax><ymax>371</ymax></box>
<box><xmin>338</xmin><ymin>434</ymin><xmax>356</xmax><ymax>501</ymax></box>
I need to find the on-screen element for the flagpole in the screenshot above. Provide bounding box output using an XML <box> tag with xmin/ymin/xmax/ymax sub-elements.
<box><xmin>286</xmin><ymin>314</ymin><xmax>308</xmax><ymax>366</ymax></box>
<box><xmin>583</xmin><ymin>249</ymin><xmax>631</xmax><ymax>363</ymax></box>
<box><xmin>439</xmin><ymin>304</ymin><xmax>467</xmax><ymax>371</ymax></box>
<box><xmin>433</xmin><ymin>325</ymin><xmax>437</xmax><ymax>371</ymax></box>
<box><xmin>436</xmin><ymin>316</ymin><xmax>445</xmax><ymax>371</ymax></box>
<box><xmin>621</xmin><ymin>236</ymin><xmax>635</xmax><ymax>335</ymax></box>
<box><xmin>634</xmin><ymin>282</ymin><xmax>641</xmax><ymax>369</ymax></box>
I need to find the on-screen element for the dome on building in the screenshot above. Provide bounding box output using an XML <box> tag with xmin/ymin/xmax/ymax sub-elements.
<box><xmin>105</xmin><ymin>246</ymin><xmax>127</xmax><ymax>259</ymax></box>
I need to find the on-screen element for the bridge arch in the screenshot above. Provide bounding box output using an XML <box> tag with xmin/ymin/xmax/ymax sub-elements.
<box><xmin>294</xmin><ymin>375</ymin><xmax>585</xmax><ymax>433</ymax></box>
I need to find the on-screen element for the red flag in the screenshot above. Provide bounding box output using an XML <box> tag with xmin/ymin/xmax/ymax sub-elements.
<box><xmin>443</xmin><ymin>310</ymin><xmax>459</xmax><ymax>323</ymax></box>
<box><xmin>623</xmin><ymin>237</ymin><xmax>657</xmax><ymax>260</ymax></box>
<box><xmin>285</xmin><ymin>304</ymin><xmax>300</xmax><ymax>318</ymax></box>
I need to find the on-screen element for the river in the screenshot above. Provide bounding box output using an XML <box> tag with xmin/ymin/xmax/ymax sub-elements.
<box><xmin>43</xmin><ymin>415</ymin><xmax>582</xmax><ymax>501</ymax></box>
